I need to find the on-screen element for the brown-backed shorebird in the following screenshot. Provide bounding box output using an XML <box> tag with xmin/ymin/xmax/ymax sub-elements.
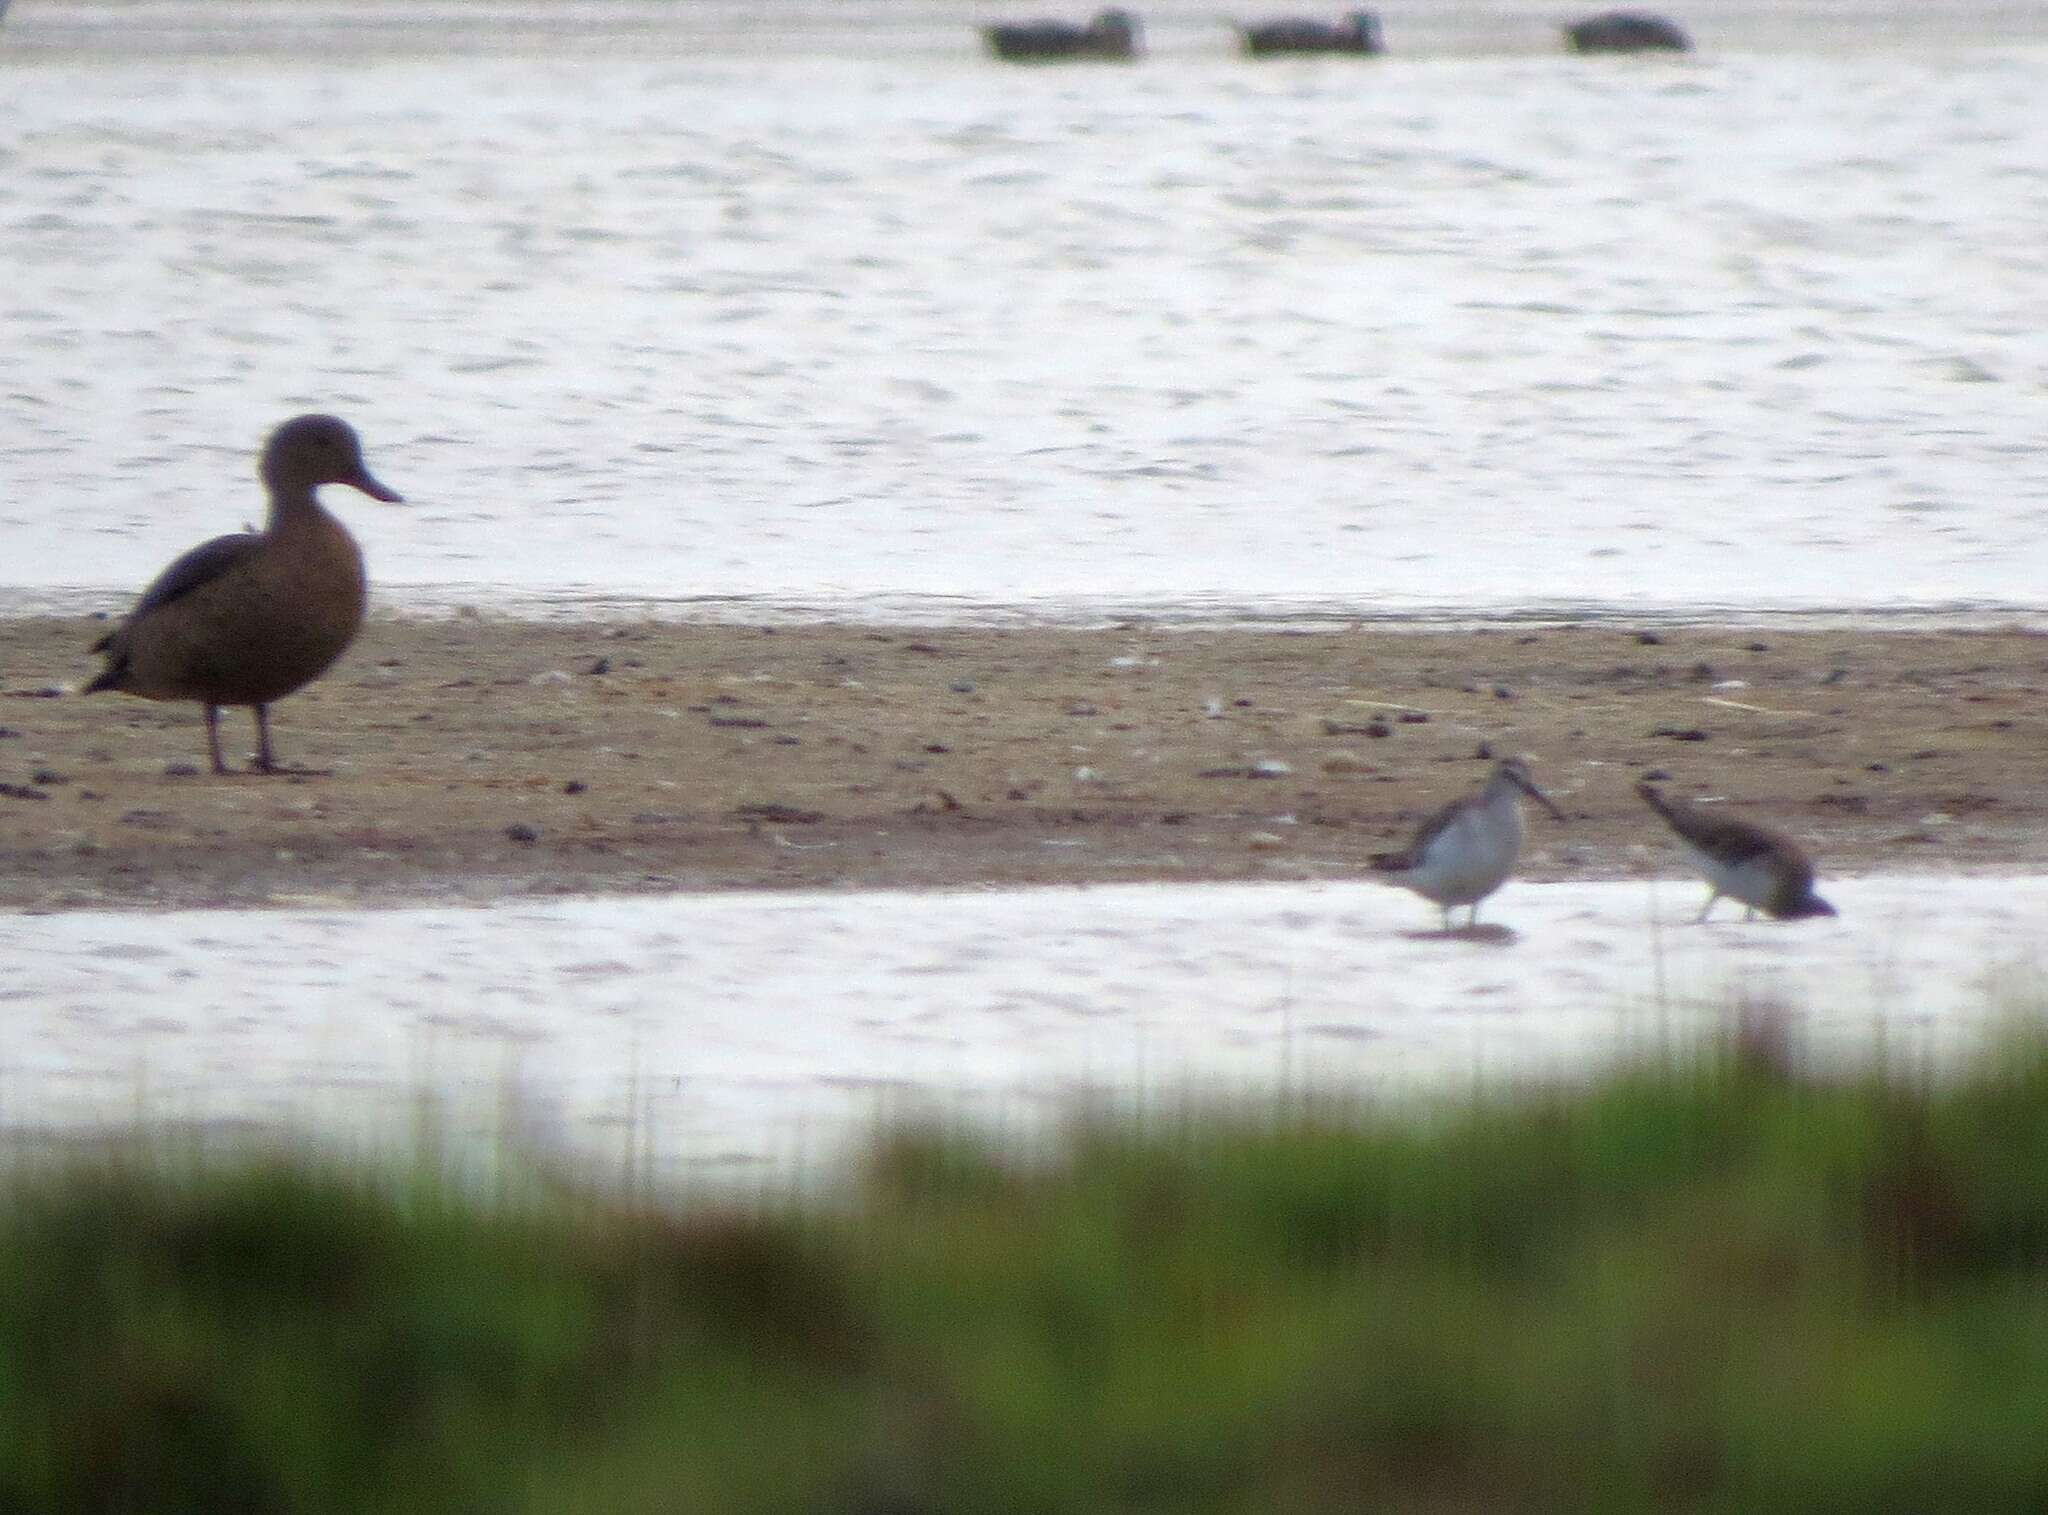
<box><xmin>84</xmin><ymin>414</ymin><xmax>402</xmax><ymax>775</ymax></box>
<box><xmin>1637</xmin><ymin>782</ymin><xmax>1836</xmax><ymax>921</ymax></box>
<box><xmin>1371</xmin><ymin>757</ymin><xmax>1566</xmax><ymax>929</ymax></box>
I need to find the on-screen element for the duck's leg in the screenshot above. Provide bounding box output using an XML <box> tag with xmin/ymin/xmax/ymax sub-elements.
<box><xmin>252</xmin><ymin>704</ymin><xmax>279</xmax><ymax>774</ymax></box>
<box><xmin>203</xmin><ymin>704</ymin><xmax>228</xmax><ymax>776</ymax></box>
<box><xmin>250</xmin><ymin>704</ymin><xmax>331</xmax><ymax>777</ymax></box>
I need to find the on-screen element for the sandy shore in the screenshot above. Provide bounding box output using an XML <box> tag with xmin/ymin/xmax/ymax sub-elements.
<box><xmin>0</xmin><ymin>616</ymin><xmax>2042</xmax><ymax>910</ymax></box>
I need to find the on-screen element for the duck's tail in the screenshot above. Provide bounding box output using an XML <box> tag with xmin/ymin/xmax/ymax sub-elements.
<box><xmin>82</xmin><ymin>633</ymin><xmax>127</xmax><ymax>695</ymax></box>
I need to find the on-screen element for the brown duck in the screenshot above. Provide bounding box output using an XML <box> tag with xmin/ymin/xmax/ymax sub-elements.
<box><xmin>84</xmin><ymin>414</ymin><xmax>402</xmax><ymax>775</ymax></box>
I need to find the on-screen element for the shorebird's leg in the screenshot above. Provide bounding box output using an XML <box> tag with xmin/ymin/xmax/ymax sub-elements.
<box><xmin>1439</xmin><ymin>904</ymin><xmax>1453</xmax><ymax>931</ymax></box>
<box><xmin>203</xmin><ymin>704</ymin><xmax>227</xmax><ymax>776</ymax></box>
<box><xmin>1744</xmin><ymin>905</ymin><xmax>1758</xmax><ymax>922</ymax></box>
<box><xmin>251</xmin><ymin>704</ymin><xmax>278</xmax><ymax>774</ymax></box>
<box><xmin>1697</xmin><ymin>891</ymin><xmax>1720</xmax><ymax>924</ymax></box>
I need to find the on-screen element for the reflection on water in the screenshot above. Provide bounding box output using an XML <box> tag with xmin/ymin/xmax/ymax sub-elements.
<box><xmin>1</xmin><ymin>5</ymin><xmax>2045</xmax><ymax>623</ymax></box>
<box><xmin>1</xmin><ymin>877</ymin><xmax>2041</xmax><ymax>1176</ymax></box>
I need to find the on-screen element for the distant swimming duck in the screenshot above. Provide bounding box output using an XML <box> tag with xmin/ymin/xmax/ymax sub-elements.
<box><xmin>984</xmin><ymin>7</ymin><xmax>1142</xmax><ymax>61</ymax></box>
<box><xmin>84</xmin><ymin>414</ymin><xmax>403</xmax><ymax>776</ymax></box>
<box><xmin>1238</xmin><ymin>10</ymin><xmax>1382</xmax><ymax>56</ymax></box>
<box><xmin>1371</xmin><ymin>757</ymin><xmax>1566</xmax><ymax>929</ymax></box>
<box><xmin>1562</xmin><ymin>10</ymin><xmax>1690</xmax><ymax>51</ymax></box>
<box><xmin>1637</xmin><ymin>782</ymin><xmax>1836</xmax><ymax>921</ymax></box>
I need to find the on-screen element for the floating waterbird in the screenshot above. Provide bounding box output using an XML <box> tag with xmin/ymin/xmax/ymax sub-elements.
<box><xmin>984</xmin><ymin>7</ymin><xmax>1142</xmax><ymax>60</ymax></box>
<box><xmin>84</xmin><ymin>414</ymin><xmax>403</xmax><ymax>776</ymax></box>
<box><xmin>1562</xmin><ymin>10</ymin><xmax>1690</xmax><ymax>51</ymax></box>
<box><xmin>1371</xmin><ymin>757</ymin><xmax>1567</xmax><ymax>929</ymax></box>
<box><xmin>1238</xmin><ymin>10</ymin><xmax>1382</xmax><ymax>55</ymax></box>
<box><xmin>1636</xmin><ymin>782</ymin><xmax>1837</xmax><ymax>922</ymax></box>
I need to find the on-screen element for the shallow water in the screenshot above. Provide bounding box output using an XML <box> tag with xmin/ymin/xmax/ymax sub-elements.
<box><xmin>4</xmin><ymin>877</ymin><xmax>2041</xmax><ymax>1176</ymax></box>
<box><xmin>2</xmin><ymin>4</ymin><xmax>2046</xmax><ymax>623</ymax></box>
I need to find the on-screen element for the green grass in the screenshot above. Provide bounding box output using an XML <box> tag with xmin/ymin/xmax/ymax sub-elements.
<box><xmin>7</xmin><ymin>1032</ymin><xmax>2048</xmax><ymax>1513</ymax></box>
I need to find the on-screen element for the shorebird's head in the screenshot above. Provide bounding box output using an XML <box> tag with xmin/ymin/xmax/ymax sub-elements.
<box><xmin>1497</xmin><ymin>756</ymin><xmax>1567</xmax><ymax>821</ymax></box>
<box><xmin>261</xmin><ymin>414</ymin><xmax>404</xmax><ymax>503</ymax></box>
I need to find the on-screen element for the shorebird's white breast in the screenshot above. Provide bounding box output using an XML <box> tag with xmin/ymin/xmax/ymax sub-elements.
<box><xmin>1680</xmin><ymin>842</ymin><xmax>1778</xmax><ymax>910</ymax></box>
<box><xmin>1400</xmin><ymin>786</ymin><xmax>1525</xmax><ymax>906</ymax></box>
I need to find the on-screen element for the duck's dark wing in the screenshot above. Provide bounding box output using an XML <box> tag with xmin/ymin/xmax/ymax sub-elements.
<box><xmin>985</xmin><ymin>18</ymin><xmax>1101</xmax><ymax>55</ymax></box>
<box><xmin>104</xmin><ymin>532</ymin><xmax>262</xmax><ymax>640</ymax></box>
<box><xmin>1564</xmin><ymin>12</ymin><xmax>1689</xmax><ymax>50</ymax></box>
<box><xmin>85</xmin><ymin>531</ymin><xmax>264</xmax><ymax>692</ymax></box>
<box><xmin>1242</xmin><ymin>18</ymin><xmax>1333</xmax><ymax>49</ymax></box>
<box><xmin>87</xmin><ymin>532</ymin><xmax>262</xmax><ymax>672</ymax></box>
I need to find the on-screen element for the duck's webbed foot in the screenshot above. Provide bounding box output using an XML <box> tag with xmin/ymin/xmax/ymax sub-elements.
<box><xmin>245</xmin><ymin>705</ymin><xmax>332</xmax><ymax>777</ymax></box>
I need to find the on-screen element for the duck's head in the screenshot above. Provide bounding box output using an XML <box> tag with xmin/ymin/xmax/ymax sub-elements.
<box><xmin>1092</xmin><ymin>8</ymin><xmax>1140</xmax><ymax>44</ymax></box>
<box><xmin>261</xmin><ymin>414</ymin><xmax>403</xmax><ymax>502</ymax></box>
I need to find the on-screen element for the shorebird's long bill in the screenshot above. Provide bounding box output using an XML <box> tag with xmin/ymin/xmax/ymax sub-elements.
<box><xmin>350</xmin><ymin>470</ymin><xmax>404</xmax><ymax>503</ymax></box>
<box><xmin>1513</xmin><ymin>772</ymin><xmax>1567</xmax><ymax>821</ymax></box>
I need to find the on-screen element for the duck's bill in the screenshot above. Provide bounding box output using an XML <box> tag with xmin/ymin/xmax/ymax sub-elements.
<box><xmin>350</xmin><ymin>470</ymin><xmax>404</xmax><ymax>503</ymax></box>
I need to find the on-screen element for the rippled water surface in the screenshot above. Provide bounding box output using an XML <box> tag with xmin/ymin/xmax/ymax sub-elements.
<box><xmin>4</xmin><ymin>878</ymin><xmax>2043</xmax><ymax>1173</ymax></box>
<box><xmin>3</xmin><ymin>2</ymin><xmax>2045</xmax><ymax>621</ymax></box>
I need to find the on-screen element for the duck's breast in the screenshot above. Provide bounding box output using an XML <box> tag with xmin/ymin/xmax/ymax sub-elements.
<box><xmin>243</xmin><ymin>507</ymin><xmax>368</xmax><ymax>695</ymax></box>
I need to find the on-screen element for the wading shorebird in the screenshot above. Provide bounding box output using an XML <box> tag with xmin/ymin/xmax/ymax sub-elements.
<box><xmin>1371</xmin><ymin>757</ymin><xmax>1566</xmax><ymax>929</ymax></box>
<box><xmin>84</xmin><ymin>414</ymin><xmax>403</xmax><ymax>776</ymax></box>
<box><xmin>1637</xmin><ymin>782</ymin><xmax>1837</xmax><ymax>922</ymax></box>
<box><xmin>983</xmin><ymin>7</ymin><xmax>1142</xmax><ymax>60</ymax></box>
